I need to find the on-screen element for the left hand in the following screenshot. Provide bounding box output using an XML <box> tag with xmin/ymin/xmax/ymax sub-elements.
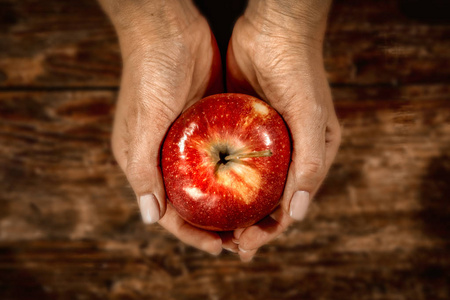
<box><xmin>224</xmin><ymin>0</ymin><xmax>341</xmax><ymax>262</ymax></box>
<box><xmin>99</xmin><ymin>0</ymin><xmax>224</xmax><ymax>255</ymax></box>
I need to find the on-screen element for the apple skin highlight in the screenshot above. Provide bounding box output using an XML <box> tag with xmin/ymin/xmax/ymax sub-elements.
<box><xmin>161</xmin><ymin>93</ymin><xmax>291</xmax><ymax>231</ymax></box>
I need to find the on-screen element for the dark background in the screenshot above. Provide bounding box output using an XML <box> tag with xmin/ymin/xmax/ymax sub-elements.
<box><xmin>194</xmin><ymin>0</ymin><xmax>246</xmax><ymax>68</ymax></box>
<box><xmin>0</xmin><ymin>0</ymin><xmax>449</xmax><ymax>299</ymax></box>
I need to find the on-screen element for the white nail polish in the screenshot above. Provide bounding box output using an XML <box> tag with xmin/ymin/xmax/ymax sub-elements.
<box><xmin>139</xmin><ymin>194</ymin><xmax>160</xmax><ymax>224</ymax></box>
<box><xmin>238</xmin><ymin>245</ymin><xmax>249</xmax><ymax>253</ymax></box>
<box><xmin>289</xmin><ymin>191</ymin><xmax>311</xmax><ymax>221</ymax></box>
<box><xmin>223</xmin><ymin>247</ymin><xmax>237</xmax><ymax>253</ymax></box>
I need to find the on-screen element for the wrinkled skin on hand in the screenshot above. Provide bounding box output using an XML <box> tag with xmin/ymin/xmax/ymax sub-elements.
<box><xmin>100</xmin><ymin>0</ymin><xmax>341</xmax><ymax>261</ymax></box>
<box><xmin>100</xmin><ymin>0</ymin><xmax>224</xmax><ymax>255</ymax></box>
<box><xmin>224</xmin><ymin>0</ymin><xmax>341</xmax><ymax>261</ymax></box>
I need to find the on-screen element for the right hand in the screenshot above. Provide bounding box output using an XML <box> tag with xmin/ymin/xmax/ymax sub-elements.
<box><xmin>225</xmin><ymin>0</ymin><xmax>341</xmax><ymax>261</ymax></box>
<box><xmin>99</xmin><ymin>0</ymin><xmax>223</xmax><ymax>255</ymax></box>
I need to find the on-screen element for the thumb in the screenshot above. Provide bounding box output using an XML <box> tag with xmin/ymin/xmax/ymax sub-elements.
<box><xmin>112</xmin><ymin>74</ymin><xmax>186</xmax><ymax>225</ymax></box>
<box><xmin>112</xmin><ymin>113</ymin><xmax>168</xmax><ymax>225</ymax></box>
<box><xmin>269</xmin><ymin>82</ymin><xmax>333</xmax><ymax>222</ymax></box>
<box><xmin>125</xmin><ymin>126</ymin><xmax>168</xmax><ymax>225</ymax></box>
<box><xmin>281</xmin><ymin>103</ymin><xmax>328</xmax><ymax>221</ymax></box>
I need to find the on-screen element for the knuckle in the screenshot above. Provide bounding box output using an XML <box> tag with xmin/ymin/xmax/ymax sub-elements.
<box><xmin>295</xmin><ymin>157</ymin><xmax>327</xmax><ymax>183</ymax></box>
<box><xmin>307</xmin><ymin>101</ymin><xmax>328</xmax><ymax>122</ymax></box>
<box><xmin>111</xmin><ymin>125</ymin><xmax>129</xmax><ymax>171</ymax></box>
<box><xmin>281</xmin><ymin>99</ymin><xmax>330</xmax><ymax>128</ymax></box>
<box><xmin>326</xmin><ymin>117</ymin><xmax>342</xmax><ymax>148</ymax></box>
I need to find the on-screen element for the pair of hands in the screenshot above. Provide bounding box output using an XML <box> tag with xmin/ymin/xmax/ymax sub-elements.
<box><xmin>99</xmin><ymin>0</ymin><xmax>341</xmax><ymax>262</ymax></box>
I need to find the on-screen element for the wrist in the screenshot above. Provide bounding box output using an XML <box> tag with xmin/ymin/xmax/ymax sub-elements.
<box><xmin>244</xmin><ymin>0</ymin><xmax>332</xmax><ymax>43</ymax></box>
<box><xmin>99</xmin><ymin>0</ymin><xmax>201</xmax><ymax>47</ymax></box>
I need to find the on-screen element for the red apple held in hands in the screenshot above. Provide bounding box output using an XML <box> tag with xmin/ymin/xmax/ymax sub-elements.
<box><xmin>161</xmin><ymin>93</ymin><xmax>291</xmax><ymax>231</ymax></box>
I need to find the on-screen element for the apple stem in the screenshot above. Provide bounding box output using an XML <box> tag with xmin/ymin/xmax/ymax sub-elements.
<box><xmin>224</xmin><ymin>150</ymin><xmax>272</xmax><ymax>161</ymax></box>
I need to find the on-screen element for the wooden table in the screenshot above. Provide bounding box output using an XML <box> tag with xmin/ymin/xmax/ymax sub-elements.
<box><xmin>1</xmin><ymin>0</ymin><xmax>449</xmax><ymax>299</ymax></box>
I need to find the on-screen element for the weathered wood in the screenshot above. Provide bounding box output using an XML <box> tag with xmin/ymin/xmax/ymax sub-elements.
<box><xmin>0</xmin><ymin>0</ymin><xmax>121</xmax><ymax>87</ymax></box>
<box><xmin>0</xmin><ymin>239</ymin><xmax>448</xmax><ymax>299</ymax></box>
<box><xmin>325</xmin><ymin>0</ymin><xmax>450</xmax><ymax>85</ymax></box>
<box><xmin>0</xmin><ymin>88</ymin><xmax>449</xmax><ymax>299</ymax></box>
<box><xmin>1</xmin><ymin>0</ymin><xmax>450</xmax><ymax>299</ymax></box>
<box><xmin>1</xmin><ymin>0</ymin><xmax>450</xmax><ymax>87</ymax></box>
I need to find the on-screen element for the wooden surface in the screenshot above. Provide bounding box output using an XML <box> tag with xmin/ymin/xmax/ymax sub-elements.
<box><xmin>1</xmin><ymin>0</ymin><xmax>449</xmax><ymax>299</ymax></box>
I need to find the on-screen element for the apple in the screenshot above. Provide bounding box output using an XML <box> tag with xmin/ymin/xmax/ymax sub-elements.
<box><xmin>161</xmin><ymin>93</ymin><xmax>291</xmax><ymax>231</ymax></box>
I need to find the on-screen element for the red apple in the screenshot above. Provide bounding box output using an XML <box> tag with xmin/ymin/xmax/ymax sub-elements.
<box><xmin>161</xmin><ymin>93</ymin><xmax>291</xmax><ymax>231</ymax></box>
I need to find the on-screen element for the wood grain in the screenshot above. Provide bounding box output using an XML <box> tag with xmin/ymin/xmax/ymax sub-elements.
<box><xmin>1</xmin><ymin>88</ymin><xmax>449</xmax><ymax>299</ymax></box>
<box><xmin>326</xmin><ymin>0</ymin><xmax>450</xmax><ymax>85</ymax></box>
<box><xmin>0</xmin><ymin>0</ymin><xmax>120</xmax><ymax>87</ymax></box>
<box><xmin>0</xmin><ymin>0</ymin><xmax>449</xmax><ymax>299</ymax></box>
<box><xmin>1</xmin><ymin>0</ymin><xmax>449</xmax><ymax>87</ymax></box>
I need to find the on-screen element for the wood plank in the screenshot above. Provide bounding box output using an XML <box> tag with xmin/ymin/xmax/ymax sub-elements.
<box><xmin>0</xmin><ymin>88</ymin><xmax>449</xmax><ymax>299</ymax></box>
<box><xmin>325</xmin><ymin>0</ymin><xmax>450</xmax><ymax>85</ymax></box>
<box><xmin>0</xmin><ymin>240</ymin><xmax>448</xmax><ymax>299</ymax></box>
<box><xmin>1</xmin><ymin>0</ymin><xmax>449</xmax><ymax>298</ymax></box>
<box><xmin>0</xmin><ymin>0</ymin><xmax>121</xmax><ymax>87</ymax></box>
<box><xmin>1</xmin><ymin>0</ymin><xmax>450</xmax><ymax>87</ymax></box>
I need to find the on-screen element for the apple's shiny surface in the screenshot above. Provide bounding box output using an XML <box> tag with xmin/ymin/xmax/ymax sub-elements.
<box><xmin>162</xmin><ymin>93</ymin><xmax>291</xmax><ymax>231</ymax></box>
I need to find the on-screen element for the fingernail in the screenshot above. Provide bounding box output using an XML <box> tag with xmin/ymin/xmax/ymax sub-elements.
<box><xmin>211</xmin><ymin>248</ymin><xmax>222</xmax><ymax>256</ymax></box>
<box><xmin>139</xmin><ymin>194</ymin><xmax>160</xmax><ymax>224</ymax></box>
<box><xmin>289</xmin><ymin>191</ymin><xmax>311</xmax><ymax>221</ymax></box>
<box><xmin>232</xmin><ymin>238</ymin><xmax>240</xmax><ymax>245</ymax></box>
<box><xmin>223</xmin><ymin>247</ymin><xmax>237</xmax><ymax>253</ymax></box>
<box><xmin>238</xmin><ymin>245</ymin><xmax>249</xmax><ymax>253</ymax></box>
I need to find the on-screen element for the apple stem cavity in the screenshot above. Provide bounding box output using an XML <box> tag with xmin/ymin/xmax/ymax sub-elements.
<box><xmin>214</xmin><ymin>149</ymin><xmax>273</xmax><ymax>174</ymax></box>
<box><xmin>224</xmin><ymin>150</ymin><xmax>272</xmax><ymax>161</ymax></box>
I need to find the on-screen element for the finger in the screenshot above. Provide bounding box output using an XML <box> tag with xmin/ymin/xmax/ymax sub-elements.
<box><xmin>238</xmin><ymin>248</ymin><xmax>258</xmax><ymax>263</ymax></box>
<box><xmin>112</xmin><ymin>117</ymin><xmax>168</xmax><ymax>225</ymax></box>
<box><xmin>112</xmin><ymin>62</ymin><xmax>190</xmax><ymax>224</ymax></box>
<box><xmin>283</xmin><ymin>104</ymin><xmax>327</xmax><ymax>219</ymax></box>
<box><xmin>125</xmin><ymin>123</ymin><xmax>168</xmax><ymax>225</ymax></box>
<box><xmin>236</xmin><ymin>207</ymin><xmax>293</xmax><ymax>252</ymax></box>
<box><xmin>265</xmin><ymin>69</ymin><xmax>337</xmax><ymax>221</ymax></box>
<box><xmin>282</xmin><ymin>104</ymin><xmax>340</xmax><ymax>221</ymax></box>
<box><xmin>218</xmin><ymin>231</ymin><xmax>239</xmax><ymax>253</ymax></box>
<box><xmin>159</xmin><ymin>204</ymin><xmax>222</xmax><ymax>255</ymax></box>
<box><xmin>233</xmin><ymin>227</ymin><xmax>246</xmax><ymax>242</ymax></box>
